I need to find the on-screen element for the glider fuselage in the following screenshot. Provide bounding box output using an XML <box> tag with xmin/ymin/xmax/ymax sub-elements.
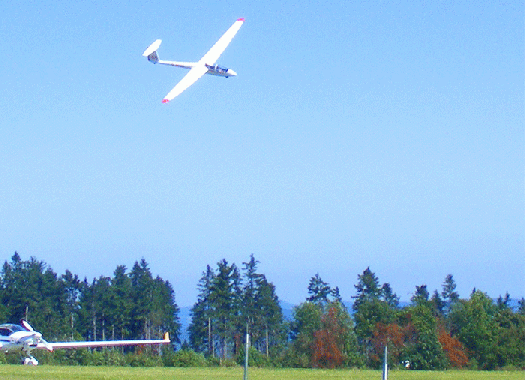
<box><xmin>0</xmin><ymin>324</ymin><xmax>43</xmax><ymax>353</ymax></box>
<box><xmin>158</xmin><ymin>60</ymin><xmax>237</xmax><ymax>77</ymax></box>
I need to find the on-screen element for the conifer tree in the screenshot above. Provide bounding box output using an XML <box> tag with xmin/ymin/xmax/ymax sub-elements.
<box><xmin>189</xmin><ymin>265</ymin><xmax>215</xmax><ymax>354</ymax></box>
<box><xmin>208</xmin><ymin>259</ymin><xmax>242</xmax><ymax>360</ymax></box>
<box><xmin>441</xmin><ymin>274</ymin><xmax>459</xmax><ymax>315</ymax></box>
<box><xmin>307</xmin><ymin>274</ymin><xmax>332</xmax><ymax>305</ymax></box>
<box><xmin>352</xmin><ymin>268</ymin><xmax>396</xmax><ymax>345</ymax></box>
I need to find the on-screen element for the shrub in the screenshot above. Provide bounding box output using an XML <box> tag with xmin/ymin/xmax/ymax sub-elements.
<box><xmin>163</xmin><ymin>349</ymin><xmax>208</xmax><ymax>367</ymax></box>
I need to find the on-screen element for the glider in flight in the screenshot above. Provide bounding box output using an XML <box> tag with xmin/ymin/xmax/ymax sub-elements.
<box><xmin>143</xmin><ymin>18</ymin><xmax>245</xmax><ymax>103</ymax></box>
<box><xmin>0</xmin><ymin>320</ymin><xmax>170</xmax><ymax>365</ymax></box>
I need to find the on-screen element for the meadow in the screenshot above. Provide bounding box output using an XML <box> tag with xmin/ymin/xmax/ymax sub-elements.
<box><xmin>1</xmin><ymin>366</ymin><xmax>523</xmax><ymax>380</ymax></box>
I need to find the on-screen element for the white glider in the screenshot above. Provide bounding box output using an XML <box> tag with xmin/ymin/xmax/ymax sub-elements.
<box><xmin>143</xmin><ymin>18</ymin><xmax>245</xmax><ymax>103</ymax></box>
<box><xmin>0</xmin><ymin>321</ymin><xmax>170</xmax><ymax>365</ymax></box>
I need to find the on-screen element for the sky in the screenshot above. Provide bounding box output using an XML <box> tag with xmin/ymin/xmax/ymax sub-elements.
<box><xmin>1</xmin><ymin>1</ymin><xmax>523</xmax><ymax>308</ymax></box>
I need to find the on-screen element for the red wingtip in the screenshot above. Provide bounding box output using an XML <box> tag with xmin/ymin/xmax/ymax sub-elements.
<box><xmin>162</xmin><ymin>99</ymin><xmax>169</xmax><ymax>104</ymax></box>
<box><xmin>237</xmin><ymin>18</ymin><xmax>245</xmax><ymax>22</ymax></box>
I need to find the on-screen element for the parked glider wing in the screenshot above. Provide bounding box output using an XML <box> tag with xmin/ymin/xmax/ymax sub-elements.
<box><xmin>37</xmin><ymin>332</ymin><xmax>170</xmax><ymax>351</ymax></box>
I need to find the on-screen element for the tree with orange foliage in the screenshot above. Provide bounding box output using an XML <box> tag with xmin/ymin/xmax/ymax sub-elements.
<box><xmin>370</xmin><ymin>322</ymin><xmax>406</xmax><ymax>368</ymax></box>
<box><xmin>438</xmin><ymin>327</ymin><xmax>468</xmax><ymax>368</ymax></box>
<box><xmin>312</xmin><ymin>305</ymin><xmax>344</xmax><ymax>368</ymax></box>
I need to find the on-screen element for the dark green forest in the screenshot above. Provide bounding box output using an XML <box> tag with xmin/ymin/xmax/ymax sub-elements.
<box><xmin>1</xmin><ymin>252</ymin><xmax>524</xmax><ymax>370</ymax></box>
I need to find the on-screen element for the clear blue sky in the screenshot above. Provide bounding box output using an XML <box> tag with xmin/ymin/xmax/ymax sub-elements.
<box><xmin>1</xmin><ymin>1</ymin><xmax>523</xmax><ymax>307</ymax></box>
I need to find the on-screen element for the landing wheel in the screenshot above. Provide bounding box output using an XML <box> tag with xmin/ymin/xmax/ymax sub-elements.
<box><xmin>23</xmin><ymin>356</ymin><xmax>39</xmax><ymax>365</ymax></box>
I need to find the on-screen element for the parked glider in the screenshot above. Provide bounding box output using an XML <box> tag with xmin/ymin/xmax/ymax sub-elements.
<box><xmin>0</xmin><ymin>320</ymin><xmax>170</xmax><ymax>365</ymax></box>
<box><xmin>143</xmin><ymin>18</ymin><xmax>245</xmax><ymax>103</ymax></box>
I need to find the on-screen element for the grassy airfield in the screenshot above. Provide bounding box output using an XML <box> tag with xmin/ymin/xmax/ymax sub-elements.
<box><xmin>1</xmin><ymin>366</ymin><xmax>523</xmax><ymax>380</ymax></box>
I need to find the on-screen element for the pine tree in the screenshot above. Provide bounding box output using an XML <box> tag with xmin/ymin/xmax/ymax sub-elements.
<box><xmin>381</xmin><ymin>283</ymin><xmax>399</xmax><ymax>309</ymax></box>
<box><xmin>441</xmin><ymin>274</ymin><xmax>459</xmax><ymax>315</ymax></box>
<box><xmin>208</xmin><ymin>259</ymin><xmax>242</xmax><ymax>360</ymax></box>
<box><xmin>254</xmin><ymin>276</ymin><xmax>284</xmax><ymax>356</ymax></box>
<box><xmin>496</xmin><ymin>292</ymin><xmax>511</xmax><ymax>310</ymax></box>
<box><xmin>189</xmin><ymin>265</ymin><xmax>215</xmax><ymax>354</ymax></box>
<box><xmin>60</xmin><ymin>270</ymin><xmax>83</xmax><ymax>340</ymax></box>
<box><xmin>128</xmin><ymin>259</ymin><xmax>180</xmax><ymax>341</ymax></box>
<box><xmin>352</xmin><ymin>268</ymin><xmax>396</xmax><ymax>345</ymax></box>
<box><xmin>353</xmin><ymin>267</ymin><xmax>381</xmax><ymax>308</ymax></box>
<box><xmin>431</xmin><ymin>289</ymin><xmax>446</xmax><ymax>316</ymax></box>
<box><xmin>411</xmin><ymin>285</ymin><xmax>430</xmax><ymax>306</ymax></box>
<box><xmin>518</xmin><ymin>298</ymin><xmax>525</xmax><ymax>315</ymax></box>
<box><xmin>307</xmin><ymin>274</ymin><xmax>332</xmax><ymax>305</ymax></box>
<box><xmin>242</xmin><ymin>255</ymin><xmax>263</xmax><ymax>336</ymax></box>
<box><xmin>111</xmin><ymin>265</ymin><xmax>132</xmax><ymax>339</ymax></box>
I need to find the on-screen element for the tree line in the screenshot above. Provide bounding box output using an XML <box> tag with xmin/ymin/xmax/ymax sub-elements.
<box><xmin>0</xmin><ymin>252</ymin><xmax>179</xmax><ymax>345</ymax></box>
<box><xmin>1</xmin><ymin>252</ymin><xmax>524</xmax><ymax>369</ymax></box>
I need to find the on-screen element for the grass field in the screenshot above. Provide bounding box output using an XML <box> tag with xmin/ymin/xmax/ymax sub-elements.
<box><xmin>1</xmin><ymin>366</ymin><xmax>523</xmax><ymax>380</ymax></box>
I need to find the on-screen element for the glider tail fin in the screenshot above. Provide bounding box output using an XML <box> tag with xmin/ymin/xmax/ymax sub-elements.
<box><xmin>143</xmin><ymin>39</ymin><xmax>162</xmax><ymax>64</ymax></box>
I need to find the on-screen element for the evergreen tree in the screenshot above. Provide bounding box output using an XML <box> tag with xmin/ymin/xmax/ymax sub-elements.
<box><xmin>307</xmin><ymin>274</ymin><xmax>331</xmax><ymax>305</ymax></box>
<box><xmin>60</xmin><ymin>270</ymin><xmax>83</xmax><ymax>341</ymax></box>
<box><xmin>431</xmin><ymin>290</ymin><xmax>446</xmax><ymax>316</ymax></box>
<box><xmin>130</xmin><ymin>259</ymin><xmax>156</xmax><ymax>339</ymax></box>
<box><xmin>242</xmin><ymin>255</ymin><xmax>263</xmax><ymax>336</ymax></box>
<box><xmin>518</xmin><ymin>298</ymin><xmax>525</xmax><ymax>315</ymax></box>
<box><xmin>111</xmin><ymin>265</ymin><xmax>133</xmax><ymax>339</ymax></box>
<box><xmin>352</xmin><ymin>268</ymin><xmax>396</xmax><ymax>346</ymax></box>
<box><xmin>331</xmin><ymin>286</ymin><xmax>343</xmax><ymax>304</ymax></box>
<box><xmin>353</xmin><ymin>267</ymin><xmax>381</xmax><ymax>308</ymax></box>
<box><xmin>0</xmin><ymin>254</ymin><xmax>68</xmax><ymax>339</ymax></box>
<box><xmin>208</xmin><ymin>259</ymin><xmax>242</xmax><ymax>360</ymax></box>
<box><xmin>189</xmin><ymin>265</ymin><xmax>215</xmax><ymax>354</ymax></box>
<box><xmin>241</xmin><ymin>255</ymin><xmax>284</xmax><ymax>356</ymax></box>
<box><xmin>496</xmin><ymin>292</ymin><xmax>511</xmax><ymax>310</ymax></box>
<box><xmin>381</xmin><ymin>283</ymin><xmax>399</xmax><ymax>309</ymax></box>
<box><xmin>441</xmin><ymin>274</ymin><xmax>459</xmax><ymax>315</ymax></box>
<box><xmin>411</xmin><ymin>285</ymin><xmax>430</xmax><ymax>306</ymax></box>
<box><xmin>254</xmin><ymin>276</ymin><xmax>284</xmax><ymax>357</ymax></box>
<box><xmin>127</xmin><ymin>259</ymin><xmax>179</xmax><ymax>342</ymax></box>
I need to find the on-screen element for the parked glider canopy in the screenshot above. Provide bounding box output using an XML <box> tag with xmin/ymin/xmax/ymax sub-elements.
<box><xmin>0</xmin><ymin>320</ymin><xmax>170</xmax><ymax>365</ymax></box>
<box><xmin>143</xmin><ymin>18</ymin><xmax>245</xmax><ymax>102</ymax></box>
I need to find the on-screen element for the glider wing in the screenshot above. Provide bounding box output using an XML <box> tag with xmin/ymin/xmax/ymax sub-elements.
<box><xmin>200</xmin><ymin>18</ymin><xmax>245</xmax><ymax>66</ymax></box>
<box><xmin>37</xmin><ymin>332</ymin><xmax>170</xmax><ymax>351</ymax></box>
<box><xmin>162</xmin><ymin>64</ymin><xmax>209</xmax><ymax>103</ymax></box>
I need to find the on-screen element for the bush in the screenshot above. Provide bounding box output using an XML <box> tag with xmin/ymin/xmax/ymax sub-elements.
<box><xmin>125</xmin><ymin>352</ymin><xmax>163</xmax><ymax>367</ymax></box>
<box><xmin>276</xmin><ymin>346</ymin><xmax>310</xmax><ymax>368</ymax></box>
<box><xmin>236</xmin><ymin>346</ymin><xmax>270</xmax><ymax>367</ymax></box>
<box><xmin>163</xmin><ymin>349</ymin><xmax>209</xmax><ymax>367</ymax></box>
<box><xmin>220</xmin><ymin>358</ymin><xmax>238</xmax><ymax>367</ymax></box>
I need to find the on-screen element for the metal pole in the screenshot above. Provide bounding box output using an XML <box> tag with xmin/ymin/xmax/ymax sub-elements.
<box><xmin>243</xmin><ymin>323</ymin><xmax>249</xmax><ymax>380</ymax></box>
<box><xmin>382</xmin><ymin>344</ymin><xmax>388</xmax><ymax>380</ymax></box>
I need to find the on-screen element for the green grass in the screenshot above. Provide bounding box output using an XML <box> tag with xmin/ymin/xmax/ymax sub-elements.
<box><xmin>0</xmin><ymin>366</ymin><xmax>523</xmax><ymax>380</ymax></box>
